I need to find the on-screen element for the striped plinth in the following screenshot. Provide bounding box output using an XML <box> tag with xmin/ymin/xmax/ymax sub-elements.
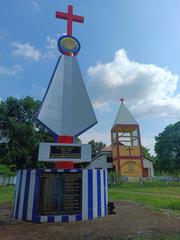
<box><xmin>13</xmin><ymin>169</ymin><xmax>108</xmax><ymax>222</ymax></box>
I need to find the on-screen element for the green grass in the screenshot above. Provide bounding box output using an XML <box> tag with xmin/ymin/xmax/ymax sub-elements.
<box><xmin>0</xmin><ymin>185</ymin><xmax>15</xmax><ymax>204</ymax></box>
<box><xmin>67</xmin><ymin>234</ymin><xmax>180</xmax><ymax>240</ymax></box>
<box><xmin>109</xmin><ymin>182</ymin><xmax>180</xmax><ymax>215</ymax></box>
<box><xmin>1</xmin><ymin>181</ymin><xmax>180</xmax><ymax>215</ymax></box>
<box><xmin>114</xmin><ymin>234</ymin><xmax>180</xmax><ymax>240</ymax></box>
<box><xmin>113</xmin><ymin>234</ymin><xmax>180</xmax><ymax>240</ymax></box>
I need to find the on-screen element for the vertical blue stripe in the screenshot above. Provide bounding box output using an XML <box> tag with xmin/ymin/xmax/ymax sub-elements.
<box><xmin>97</xmin><ymin>170</ymin><xmax>101</xmax><ymax>217</ymax></box>
<box><xmin>62</xmin><ymin>216</ymin><xmax>69</xmax><ymax>222</ymax></box>
<box><xmin>34</xmin><ymin>216</ymin><xmax>41</xmax><ymax>222</ymax></box>
<box><xmin>48</xmin><ymin>216</ymin><xmax>55</xmax><ymax>223</ymax></box>
<box><xmin>32</xmin><ymin>169</ymin><xmax>40</xmax><ymax>222</ymax></box>
<box><xmin>76</xmin><ymin>214</ymin><xmax>82</xmax><ymax>221</ymax></box>
<box><xmin>88</xmin><ymin>170</ymin><xmax>93</xmax><ymax>220</ymax></box>
<box><xmin>15</xmin><ymin>170</ymin><xmax>23</xmax><ymax>219</ymax></box>
<box><xmin>22</xmin><ymin>169</ymin><xmax>31</xmax><ymax>220</ymax></box>
<box><xmin>103</xmin><ymin>171</ymin><xmax>107</xmax><ymax>215</ymax></box>
<box><xmin>54</xmin><ymin>135</ymin><xmax>58</xmax><ymax>142</ymax></box>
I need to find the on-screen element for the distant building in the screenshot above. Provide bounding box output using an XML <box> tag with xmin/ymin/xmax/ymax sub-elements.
<box><xmin>87</xmin><ymin>145</ymin><xmax>154</xmax><ymax>177</ymax></box>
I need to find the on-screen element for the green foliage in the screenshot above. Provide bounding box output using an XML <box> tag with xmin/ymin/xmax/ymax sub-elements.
<box><xmin>142</xmin><ymin>146</ymin><xmax>155</xmax><ymax>162</ymax></box>
<box><xmin>0</xmin><ymin>164</ymin><xmax>16</xmax><ymax>176</ymax></box>
<box><xmin>155</xmin><ymin>122</ymin><xmax>180</xmax><ymax>173</ymax></box>
<box><xmin>0</xmin><ymin>186</ymin><xmax>15</xmax><ymax>203</ymax></box>
<box><xmin>76</xmin><ymin>137</ymin><xmax>82</xmax><ymax>143</ymax></box>
<box><xmin>0</xmin><ymin>96</ymin><xmax>53</xmax><ymax>169</ymax></box>
<box><xmin>88</xmin><ymin>139</ymin><xmax>106</xmax><ymax>158</ymax></box>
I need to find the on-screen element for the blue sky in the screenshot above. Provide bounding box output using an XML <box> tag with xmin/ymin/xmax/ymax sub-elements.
<box><xmin>1</xmin><ymin>0</ymin><xmax>180</xmax><ymax>154</ymax></box>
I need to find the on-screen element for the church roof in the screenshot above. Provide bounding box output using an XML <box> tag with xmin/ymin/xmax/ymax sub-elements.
<box><xmin>101</xmin><ymin>144</ymin><xmax>123</xmax><ymax>152</ymax></box>
<box><xmin>113</xmin><ymin>99</ymin><xmax>138</xmax><ymax>125</ymax></box>
<box><xmin>101</xmin><ymin>145</ymin><xmax>112</xmax><ymax>152</ymax></box>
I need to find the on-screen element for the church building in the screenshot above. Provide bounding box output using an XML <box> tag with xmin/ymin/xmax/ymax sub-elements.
<box><xmin>87</xmin><ymin>98</ymin><xmax>154</xmax><ymax>178</ymax></box>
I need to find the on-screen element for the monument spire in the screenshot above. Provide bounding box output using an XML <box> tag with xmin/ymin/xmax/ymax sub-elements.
<box><xmin>56</xmin><ymin>5</ymin><xmax>84</xmax><ymax>36</ymax></box>
<box><xmin>13</xmin><ymin>3</ymin><xmax>108</xmax><ymax>225</ymax></box>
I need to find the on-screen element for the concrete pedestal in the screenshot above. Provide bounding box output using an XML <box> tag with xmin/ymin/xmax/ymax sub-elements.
<box><xmin>13</xmin><ymin>168</ymin><xmax>108</xmax><ymax>222</ymax></box>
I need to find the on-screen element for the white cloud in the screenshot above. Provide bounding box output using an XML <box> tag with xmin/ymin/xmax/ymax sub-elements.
<box><xmin>141</xmin><ymin>136</ymin><xmax>156</xmax><ymax>155</ymax></box>
<box><xmin>87</xmin><ymin>49</ymin><xmax>180</xmax><ymax>118</ymax></box>
<box><xmin>80</xmin><ymin>129</ymin><xmax>111</xmax><ymax>146</ymax></box>
<box><xmin>12</xmin><ymin>42</ymin><xmax>42</xmax><ymax>61</ymax></box>
<box><xmin>43</xmin><ymin>36</ymin><xmax>58</xmax><ymax>58</ymax></box>
<box><xmin>12</xmin><ymin>36</ymin><xmax>58</xmax><ymax>61</ymax></box>
<box><xmin>0</xmin><ymin>64</ymin><xmax>23</xmax><ymax>76</ymax></box>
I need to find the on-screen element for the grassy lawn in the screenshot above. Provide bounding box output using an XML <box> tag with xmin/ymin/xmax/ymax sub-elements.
<box><xmin>109</xmin><ymin>181</ymin><xmax>180</xmax><ymax>215</ymax></box>
<box><xmin>0</xmin><ymin>185</ymin><xmax>15</xmax><ymax>204</ymax></box>
<box><xmin>112</xmin><ymin>235</ymin><xmax>180</xmax><ymax>240</ymax></box>
<box><xmin>1</xmin><ymin>181</ymin><xmax>180</xmax><ymax>215</ymax></box>
<box><xmin>0</xmin><ymin>184</ymin><xmax>180</xmax><ymax>240</ymax></box>
<box><xmin>114</xmin><ymin>234</ymin><xmax>180</xmax><ymax>240</ymax></box>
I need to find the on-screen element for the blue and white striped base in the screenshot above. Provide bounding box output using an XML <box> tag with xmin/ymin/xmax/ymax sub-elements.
<box><xmin>13</xmin><ymin>169</ymin><xmax>108</xmax><ymax>222</ymax></box>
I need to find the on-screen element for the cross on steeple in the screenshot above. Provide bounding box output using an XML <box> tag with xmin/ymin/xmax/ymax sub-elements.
<box><xmin>126</xmin><ymin>146</ymin><xmax>133</xmax><ymax>156</ymax></box>
<box><xmin>120</xmin><ymin>97</ymin><xmax>125</xmax><ymax>104</ymax></box>
<box><xmin>56</xmin><ymin>5</ymin><xmax>84</xmax><ymax>36</ymax></box>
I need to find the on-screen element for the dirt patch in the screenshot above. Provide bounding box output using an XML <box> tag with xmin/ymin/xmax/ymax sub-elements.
<box><xmin>0</xmin><ymin>201</ymin><xmax>180</xmax><ymax>240</ymax></box>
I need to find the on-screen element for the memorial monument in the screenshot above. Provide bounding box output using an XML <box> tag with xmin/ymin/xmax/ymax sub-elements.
<box><xmin>13</xmin><ymin>5</ymin><xmax>108</xmax><ymax>223</ymax></box>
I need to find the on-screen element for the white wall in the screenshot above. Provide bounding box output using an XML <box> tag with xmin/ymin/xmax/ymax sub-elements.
<box><xmin>0</xmin><ymin>175</ymin><xmax>16</xmax><ymax>186</ymax></box>
<box><xmin>143</xmin><ymin>158</ymin><xmax>154</xmax><ymax>177</ymax></box>
<box><xmin>87</xmin><ymin>154</ymin><xmax>112</xmax><ymax>169</ymax></box>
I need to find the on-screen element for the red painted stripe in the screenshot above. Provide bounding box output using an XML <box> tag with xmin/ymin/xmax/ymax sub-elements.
<box><xmin>56</xmin><ymin>162</ymin><xmax>74</xmax><ymax>169</ymax></box>
<box><xmin>55</xmin><ymin>135</ymin><xmax>74</xmax><ymax>169</ymax></box>
<box><xmin>57</xmin><ymin>135</ymin><xmax>73</xmax><ymax>143</ymax></box>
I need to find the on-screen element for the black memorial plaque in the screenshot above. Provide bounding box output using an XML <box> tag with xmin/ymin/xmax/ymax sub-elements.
<box><xmin>38</xmin><ymin>172</ymin><xmax>82</xmax><ymax>215</ymax></box>
<box><xmin>50</xmin><ymin>145</ymin><xmax>81</xmax><ymax>159</ymax></box>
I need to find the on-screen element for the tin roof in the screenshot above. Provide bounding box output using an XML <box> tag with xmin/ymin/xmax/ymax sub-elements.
<box><xmin>113</xmin><ymin>100</ymin><xmax>138</xmax><ymax>125</ymax></box>
<box><xmin>101</xmin><ymin>145</ymin><xmax>112</xmax><ymax>152</ymax></box>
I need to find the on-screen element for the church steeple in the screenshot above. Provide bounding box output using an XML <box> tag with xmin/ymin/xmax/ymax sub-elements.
<box><xmin>114</xmin><ymin>98</ymin><xmax>138</xmax><ymax>126</ymax></box>
<box><xmin>111</xmin><ymin>98</ymin><xmax>144</xmax><ymax>178</ymax></box>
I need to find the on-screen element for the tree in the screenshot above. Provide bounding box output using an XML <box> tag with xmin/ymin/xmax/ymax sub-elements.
<box><xmin>0</xmin><ymin>96</ymin><xmax>53</xmax><ymax>169</ymax></box>
<box><xmin>88</xmin><ymin>140</ymin><xmax>106</xmax><ymax>158</ymax></box>
<box><xmin>0</xmin><ymin>164</ymin><xmax>16</xmax><ymax>176</ymax></box>
<box><xmin>76</xmin><ymin>137</ymin><xmax>82</xmax><ymax>143</ymax></box>
<box><xmin>142</xmin><ymin>146</ymin><xmax>154</xmax><ymax>162</ymax></box>
<box><xmin>154</xmin><ymin>122</ymin><xmax>180</xmax><ymax>173</ymax></box>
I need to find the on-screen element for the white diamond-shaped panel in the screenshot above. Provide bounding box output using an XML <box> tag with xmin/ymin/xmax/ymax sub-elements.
<box><xmin>37</xmin><ymin>55</ymin><xmax>97</xmax><ymax>136</ymax></box>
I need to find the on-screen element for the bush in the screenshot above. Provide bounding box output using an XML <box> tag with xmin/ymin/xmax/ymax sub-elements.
<box><xmin>0</xmin><ymin>164</ymin><xmax>16</xmax><ymax>176</ymax></box>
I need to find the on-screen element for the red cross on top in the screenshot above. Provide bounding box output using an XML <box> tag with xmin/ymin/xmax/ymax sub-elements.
<box><xmin>120</xmin><ymin>97</ymin><xmax>125</xmax><ymax>104</ymax></box>
<box><xmin>56</xmin><ymin>5</ymin><xmax>84</xmax><ymax>36</ymax></box>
